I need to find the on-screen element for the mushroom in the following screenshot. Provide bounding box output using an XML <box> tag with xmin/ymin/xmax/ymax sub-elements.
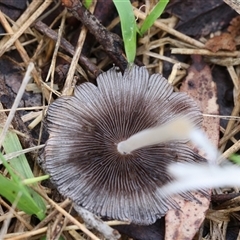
<box><xmin>43</xmin><ymin>65</ymin><xmax>205</xmax><ymax>225</ymax></box>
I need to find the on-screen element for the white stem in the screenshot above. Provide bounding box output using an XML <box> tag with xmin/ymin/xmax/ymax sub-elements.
<box><xmin>189</xmin><ymin>128</ymin><xmax>218</xmax><ymax>164</ymax></box>
<box><xmin>117</xmin><ymin>116</ymin><xmax>218</xmax><ymax>165</ymax></box>
<box><xmin>160</xmin><ymin>163</ymin><xmax>240</xmax><ymax>196</ymax></box>
<box><xmin>117</xmin><ymin>117</ymin><xmax>192</xmax><ymax>154</ymax></box>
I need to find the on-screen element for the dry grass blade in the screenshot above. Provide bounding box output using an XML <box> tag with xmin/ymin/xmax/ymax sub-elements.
<box><xmin>0</xmin><ymin>193</ymin><xmax>22</xmax><ymax>239</ymax></box>
<box><xmin>171</xmin><ymin>48</ymin><xmax>240</xmax><ymax>57</ymax></box>
<box><xmin>42</xmin><ymin>195</ymin><xmax>100</xmax><ymax>240</ymax></box>
<box><xmin>0</xmin><ymin>5</ymin><xmax>51</xmax><ymax>101</ymax></box>
<box><xmin>0</xmin><ymin>63</ymin><xmax>34</xmax><ymax>147</ymax></box>
<box><xmin>1</xmin><ymin>1</ymin><xmax>240</xmax><ymax>239</ymax></box>
<box><xmin>0</xmin><ymin>1</ymin><xmax>53</xmax><ymax>58</ymax></box>
<box><xmin>62</xmin><ymin>1</ymin><xmax>97</xmax><ymax>96</ymax></box>
<box><xmin>133</xmin><ymin>7</ymin><xmax>205</xmax><ymax>48</ymax></box>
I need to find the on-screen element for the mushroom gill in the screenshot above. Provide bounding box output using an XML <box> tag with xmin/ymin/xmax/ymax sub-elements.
<box><xmin>44</xmin><ymin>65</ymin><xmax>205</xmax><ymax>225</ymax></box>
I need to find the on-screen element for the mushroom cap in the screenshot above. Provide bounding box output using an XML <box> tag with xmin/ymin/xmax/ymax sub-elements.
<box><xmin>44</xmin><ymin>65</ymin><xmax>204</xmax><ymax>225</ymax></box>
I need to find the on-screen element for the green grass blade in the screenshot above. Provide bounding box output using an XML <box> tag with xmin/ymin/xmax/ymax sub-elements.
<box><xmin>229</xmin><ymin>154</ymin><xmax>240</xmax><ymax>164</ymax></box>
<box><xmin>0</xmin><ymin>153</ymin><xmax>45</xmax><ymax>220</ymax></box>
<box><xmin>113</xmin><ymin>0</ymin><xmax>137</xmax><ymax>63</ymax></box>
<box><xmin>139</xmin><ymin>0</ymin><xmax>169</xmax><ymax>35</ymax></box>
<box><xmin>83</xmin><ymin>0</ymin><xmax>93</xmax><ymax>9</ymax></box>
<box><xmin>2</xmin><ymin>130</ymin><xmax>46</xmax><ymax>213</ymax></box>
<box><xmin>3</xmin><ymin>131</ymin><xmax>35</xmax><ymax>178</ymax></box>
<box><xmin>22</xmin><ymin>175</ymin><xmax>49</xmax><ymax>185</ymax></box>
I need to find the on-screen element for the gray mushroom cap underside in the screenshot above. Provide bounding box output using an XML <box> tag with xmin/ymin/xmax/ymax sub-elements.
<box><xmin>44</xmin><ymin>65</ymin><xmax>205</xmax><ymax>225</ymax></box>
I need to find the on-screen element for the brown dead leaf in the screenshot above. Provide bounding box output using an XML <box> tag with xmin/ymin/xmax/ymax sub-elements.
<box><xmin>180</xmin><ymin>55</ymin><xmax>219</xmax><ymax>149</ymax></box>
<box><xmin>165</xmin><ymin>191</ymin><xmax>211</xmax><ymax>240</ymax></box>
<box><xmin>228</xmin><ymin>15</ymin><xmax>240</xmax><ymax>37</ymax></box>
<box><xmin>205</xmin><ymin>32</ymin><xmax>236</xmax><ymax>52</ymax></box>
<box><xmin>165</xmin><ymin>55</ymin><xmax>219</xmax><ymax>240</ymax></box>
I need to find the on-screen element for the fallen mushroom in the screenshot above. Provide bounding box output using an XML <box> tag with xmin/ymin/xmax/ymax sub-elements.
<box><xmin>43</xmin><ymin>65</ymin><xmax>205</xmax><ymax>225</ymax></box>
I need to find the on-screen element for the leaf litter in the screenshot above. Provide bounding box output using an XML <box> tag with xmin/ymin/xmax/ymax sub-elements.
<box><xmin>0</xmin><ymin>0</ymin><xmax>240</xmax><ymax>240</ymax></box>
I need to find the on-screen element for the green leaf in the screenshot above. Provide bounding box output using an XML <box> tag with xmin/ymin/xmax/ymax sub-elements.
<box><xmin>139</xmin><ymin>0</ymin><xmax>169</xmax><ymax>36</ymax></box>
<box><xmin>0</xmin><ymin>153</ymin><xmax>45</xmax><ymax>220</ymax></box>
<box><xmin>229</xmin><ymin>154</ymin><xmax>240</xmax><ymax>165</ymax></box>
<box><xmin>3</xmin><ymin>131</ymin><xmax>35</xmax><ymax>178</ymax></box>
<box><xmin>2</xmin><ymin>130</ymin><xmax>46</xmax><ymax>214</ymax></box>
<box><xmin>0</xmin><ymin>129</ymin><xmax>46</xmax><ymax>218</ymax></box>
<box><xmin>113</xmin><ymin>0</ymin><xmax>137</xmax><ymax>63</ymax></box>
<box><xmin>83</xmin><ymin>0</ymin><xmax>93</xmax><ymax>9</ymax></box>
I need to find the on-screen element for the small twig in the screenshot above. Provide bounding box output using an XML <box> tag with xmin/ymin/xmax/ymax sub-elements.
<box><xmin>0</xmin><ymin>63</ymin><xmax>34</xmax><ymax>148</ymax></box>
<box><xmin>0</xmin><ymin>69</ymin><xmax>38</xmax><ymax>159</ymax></box>
<box><xmin>32</xmin><ymin>188</ymin><xmax>100</xmax><ymax>240</ymax></box>
<box><xmin>0</xmin><ymin>0</ymin><xmax>43</xmax><ymax>49</ymax></box>
<box><xmin>33</xmin><ymin>187</ymin><xmax>119</xmax><ymax>239</ymax></box>
<box><xmin>61</xmin><ymin>29</ymin><xmax>84</xmax><ymax>94</ymax></box>
<box><xmin>224</xmin><ymin>0</ymin><xmax>240</xmax><ymax>14</ymax></box>
<box><xmin>62</xmin><ymin>1</ymin><xmax>97</xmax><ymax>96</ymax></box>
<box><xmin>22</xmin><ymin>111</ymin><xmax>42</xmax><ymax>122</ymax></box>
<box><xmin>0</xmin><ymin>106</ymin><xmax>47</xmax><ymax>112</ymax></box>
<box><xmin>133</xmin><ymin>7</ymin><xmax>205</xmax><ymax>49</ymax></box>
<box><xmin>208</xmin><ymin>57</ymin><xmax>240</xmax><ymax>67</ymax></box>
<box><xmin>37</xmin><ymin>0</ymin><xmax>62</xmax><ymax>22</ymax></box>
<box><xmin>105</xmin><ymin>220</ymin><xmax>130</xmax><ymax>226</ymax></box>
<box><xmin>81</xmin><ymin>0</ymin><xmax>116</xmax><ymax>56</ymax></box>
<box><xmin>61</xmin><ymin>0</ymin><xmax>128</xmax><ymax>71</ymax></box>
<box><xmin>33</xmin><ymin>199</ymin><xmax>71</xmax><ymax>230</ymax></box>
<box><xmin>202</xmin><ymin>114</ymin><xmax>240</xmax><ymax>121</ymax></box>
<box><xmin>0</xmin><ymin>193</ymin><xmax>22</xmax><ymax>239</ymax></box>
<box><xmin>171</xmin><ymin>48</ymin><xmax>240</xmax><ymax>57</ymax></box>
<box><xmin>50</xmin><ymin>211</ymin><xmax>67</xmax><ymax>240</ymax></box>
<box><xmin>2</xmin><ymin>144</ymin><xmax>44</xmax><ymax>162</ymax></box>
<box><xmin>3</xmin><ymin>224</ymin><xmax>98</xmax><ymax>240</ymax></box>
<box><xmin>0</xmin><ymin>1</ymin><xmax>53</xmax><ymax>58</ymax></box>
<box><xmin>220</xmin><ymin>94</ymin><xmax>240</xmax><ymax>153</ymax></box>
<box><xmin>227</xmin><ymin>66</ymin><xmax>239</xmax><ymax>91</ymax></box>
<box><xmin>0</xmin><ymin>10</ymin><xmax>51</xmax><ymax>102</ymax></box>
<box><xmin>28</xmin><ymin>112</ymin><xmax>44</xmax><ymax>129</ymax></box>
<box><xmin>219</xmin><ymin>124</ymin><xmax>240</xmax><ymax>146</ymax></box>
<box><xmin>220</xmin><ymin>126</ymin><xmax>238</xmax><ymax>145</ymax></box>
<box><xmin>34</xmin><ymin>21</ymin><xmax>102</xmax><ymax>77</ymax></box>
<box><xmin>74</xmin><ymin>205</ymin><xmax>121</xmax><ymax>240</ymax></box>
<box><xmin>168</xmin><ymin>63</ymin><xmax>182</xmax><ymax>84</ymax></box>
<box><xmin>144</xmin><ymin>51</ymin><xmax>189</xmax><ymax>69</ymax></box>
<box><xmin>0</xmin><ymin>198</ymin><xmax>33</xmax><ymax>231</ymax></box>
<box><xmin>222</xmin><ymin>139</ymin><xmax>240</xmax><ymax>160</ymax></box>
<box><xmin>46</xmin><ymin>198</ymin><xmax>100</xmax><ymax>240</ymax></box>
<box><xmin>44</xmin><ymin>8</ymin><xmax>68</xmax><ymax>102</ymax></box>
<box><xmin>57</xmin><ymin>52</ymin><xmax>89</xmax><ymax>80</ymax></box>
